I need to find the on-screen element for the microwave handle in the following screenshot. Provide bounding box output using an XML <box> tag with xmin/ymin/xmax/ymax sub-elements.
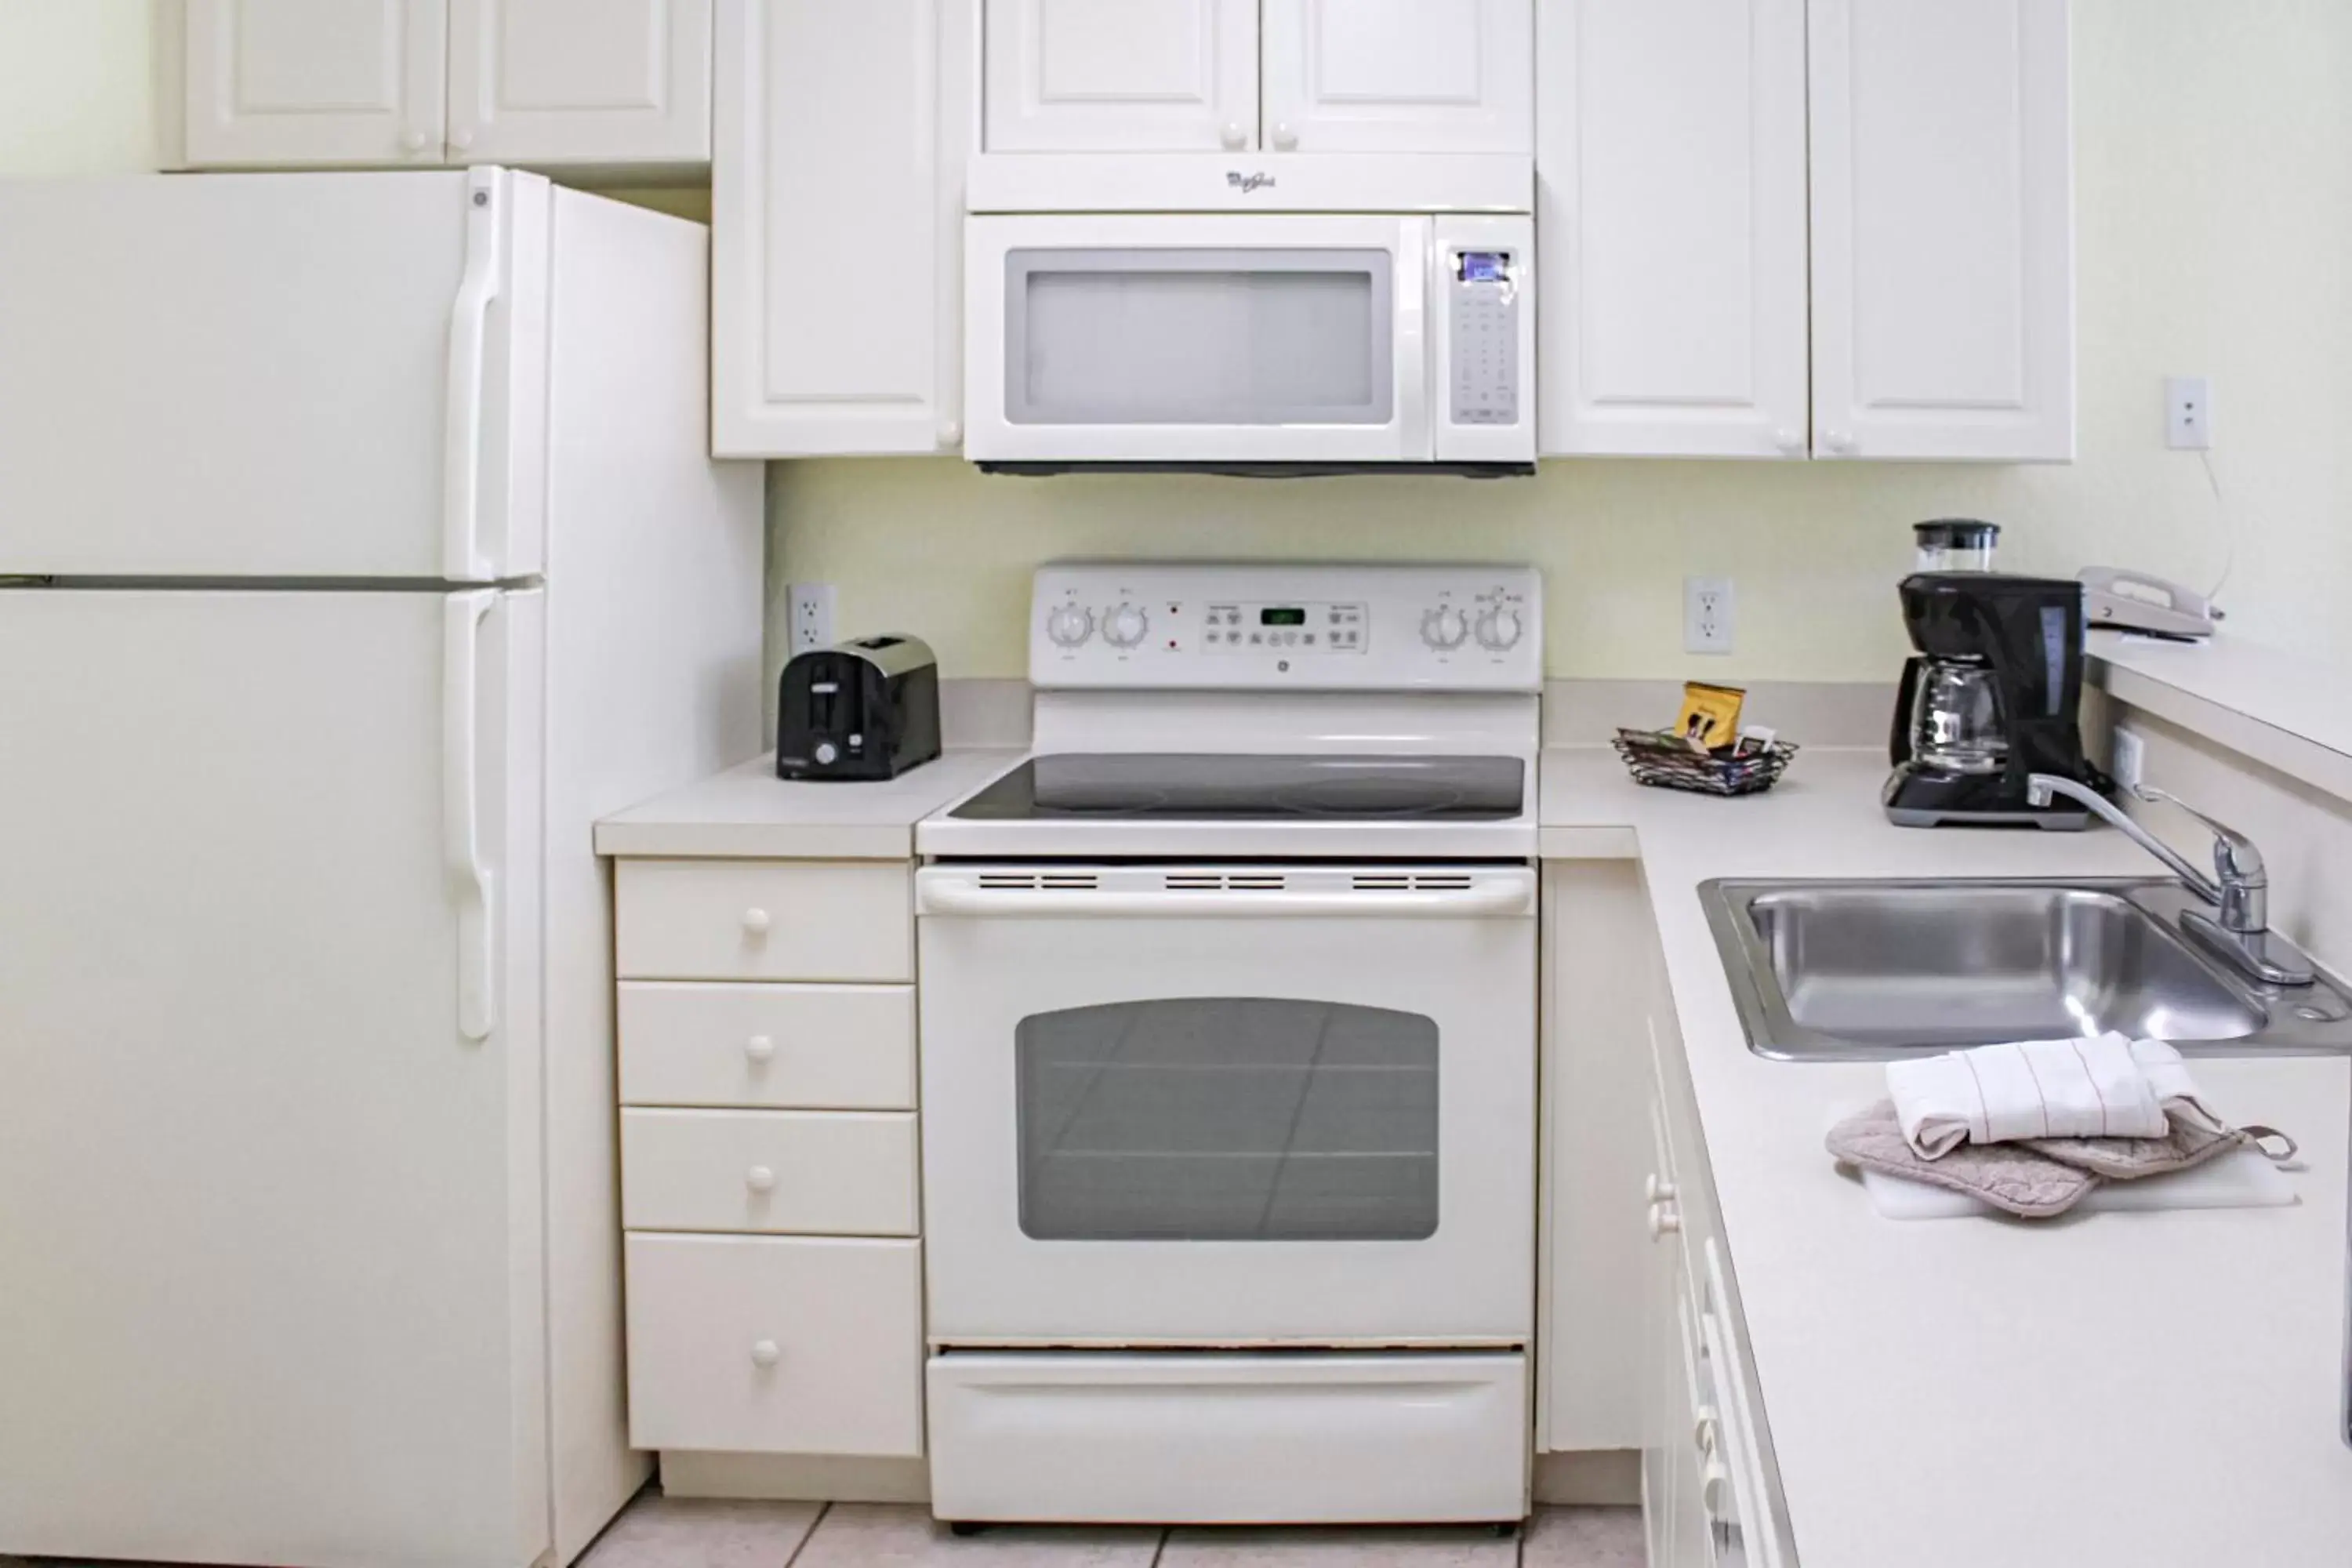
<box><xmin>1396</xmin><ymin>217</ymin><xmax>1432</xmax><ymax>459</ymax></box>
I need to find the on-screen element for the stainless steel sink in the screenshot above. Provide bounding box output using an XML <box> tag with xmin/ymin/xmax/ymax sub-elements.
<box><xmin>1702</xmin><ymin>879</ymin><xmax>2352</xmax><ymax>1061</ymax></box>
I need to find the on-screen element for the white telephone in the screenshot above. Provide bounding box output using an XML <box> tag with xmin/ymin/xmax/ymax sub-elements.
<box><xmin>2078</xmin><ymin>567</ymin><xmax>2223</xmax><ymax>641</ymax></box>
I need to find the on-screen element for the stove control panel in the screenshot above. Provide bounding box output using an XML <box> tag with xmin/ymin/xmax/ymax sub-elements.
<box><xmin>1031</xmin><ymin>563</ymin><xmax>1541</xmax><ymax>691</ymax></box>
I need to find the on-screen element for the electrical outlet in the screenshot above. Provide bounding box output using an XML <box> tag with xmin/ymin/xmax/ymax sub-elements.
<box><xmin>787</xmin><ymin>582</ymin><xmax>836</xmax><ymax>655</ymax></box>
<box><xmin>2111</xmin><ymin>727</ymin><xmax>2146</xmax><ymax>793</ymax></box>
<box><xmin>2165</xmin><ymin>375</ymin><xmax>2212</xmax><ymax>450</ymax></box>
<box><xmin>1684</xmin><ymin>576</ymin><xmax>1734</xmax><ymax>655</ymax></box>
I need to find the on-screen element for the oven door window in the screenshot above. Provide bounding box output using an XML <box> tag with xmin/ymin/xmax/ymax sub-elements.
<box><xmin>1004</xmin><ymin>249</ymin><xmax>1394</xmax><ymax>427</ymax></box>
<box><xmin>1015</xmin><ymin>997</ymin><xmax>1438</xmax><ymax>1241</ymax></box>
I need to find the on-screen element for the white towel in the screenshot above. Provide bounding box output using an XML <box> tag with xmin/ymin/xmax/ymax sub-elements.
<box><xmin>1888</xmin><ymin>1033</ymin><xmax>2173</xmax><ymax>1159</ymax></box>
<box><xmin>2127</xmin><ymin>1036</ymin><xmax>2228</xmax><ymax>1136</ymax></box>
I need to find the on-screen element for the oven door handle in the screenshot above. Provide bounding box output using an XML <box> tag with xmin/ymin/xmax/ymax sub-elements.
<box><xmin>916</xmin><ymin>884</ymin><xmax>1534</xmax><ymax>919</ymax></box>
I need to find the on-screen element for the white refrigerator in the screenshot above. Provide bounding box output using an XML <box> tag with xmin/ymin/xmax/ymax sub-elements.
<box><xmin>0</xmin><ymin>170</ymin><xmax>764</xmax><ymax>1567</ymax></box>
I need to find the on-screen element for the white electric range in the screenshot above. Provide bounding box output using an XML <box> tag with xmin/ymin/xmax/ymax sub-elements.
<box><xmin>913</xmin><ymin>562</ymin><xmax>1543</xmax><ymax>1528</ymax></box>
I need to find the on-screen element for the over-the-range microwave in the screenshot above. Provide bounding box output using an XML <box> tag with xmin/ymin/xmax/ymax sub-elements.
<box><xmin>961</xmin><ymin>155</ymin><xmax>1536</xmax><ymax>476</ymax></box>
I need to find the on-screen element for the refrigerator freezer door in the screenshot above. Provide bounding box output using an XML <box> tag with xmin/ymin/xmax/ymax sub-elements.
<box><xmin>0</xmin><ymin>586</ymin><xmax>551</xmax><ymax>1568</ymax></box>
<box><xmin>0</xmin><ymin>171</ymin><xmax>547</xmax><ymax>581</ymax></box>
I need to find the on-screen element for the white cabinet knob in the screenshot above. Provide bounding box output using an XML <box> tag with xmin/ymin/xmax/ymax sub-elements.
<box><xmin>1693</xmin><ymin>1407</ymin><xmax>1720</xmax><ymax>1456</ymax></box>
<box><xmin>450</xmin><ymin>128</ymin><xmax>475</xmax><ymax>152</ymax></box>
<box><xmin>744</xmin><ymin>1034</ymin><xmax>776</xmax><ymax>1065</ymax></box>
<box><xmin>742</xmin><ymin>907</ymin><xmax>771</xmax><ymax>936</ymax></box>
<box><xmin>1646</xmin><ymin>1173</ymin><xmax>1679</xmax><ymax>1204</ymax></box>
<box><xmin>750</xmin><ymin>1338</ymin><xmax>781</xmax><ymax>1368</ymax></box>
<box><xmin>939</xmin><ymin>420</ymin><xmax>962</xmax><ymax>450</ymax></box>
<box><xmin>1648</xmin><ymin>1200</ymin><xmax>1681</xmax><ymax>1240</ymax></box>
<box><xmin>1272</xmin><ymin>122</ymin><xmax>1299</xmax><ymax>150</ymax></box>
<box><xmin>401</xmin><ymin>131</ymin><xmax>428</xmax><ymax>154</ymax></box>
<box><xmin>1221</xmin><ymin>122</ymin><xmax>1247</xmax><ymax>150</ymax></box>
<box><xmin>1773</xmin><ymin>427</ymin><xmax>1805</xmax><ymax>455</ymax></box>
<box><xmin>1824</xmin><ymin>429</ymin><xmax>1857</xmax><ymax>455</ymax></box>
<box><xmin>745</xmin><ymin>1164</ymin><xmax>777</xmax><ymax>1194</ymax></box>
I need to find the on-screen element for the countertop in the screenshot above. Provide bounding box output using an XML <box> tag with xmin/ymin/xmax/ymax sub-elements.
<box><xmin>1540</xmin><ymin>746</ymin><xmax>2352</xmax><ymax>1568</ymax></box>
<box><xmin>593</xmin><ymin>749</ymin><xmax>1019</xmax><ymax>860</ymax></box>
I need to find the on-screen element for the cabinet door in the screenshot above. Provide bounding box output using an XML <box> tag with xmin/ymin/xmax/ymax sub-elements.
<box><xmin>985</xmin><ymin>0</ymin><xmax>1258</xmax><ymax>152</ymax></box>
<box><xmin>185</xmin><ymin>0</ymin><xmax>446</xmax><ymax>165</ymax></box>
<box><xmin>1809</xmin><ymin>0</ymin><xmax>2074</xmax><ymax>461</ymax></box>
<box><xmin>1262</xmin><ymin>0</ymin><xmax>1533</xmax><ymax>154</ymax></box>
<box><xmin>1640</xmin><ymin>1095</ymin><xmax>1680</xmax><ymax>1568</ymax></box>
<box><xmin>1537</xmin><ymin>0</ymin><xmax>1809</xmax><ymax>458</ymax></box>
<box><xmin>713</xmin><ymin>0</ymin><xmax>972</xmax><ymax>456</ymax></box>
<box><xmin>447</xmin><ymin>0</ymin><xmax>713</xmax><ymax>167</ymax></box>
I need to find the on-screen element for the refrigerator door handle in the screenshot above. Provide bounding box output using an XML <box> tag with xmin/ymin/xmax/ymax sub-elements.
<box><xmin>444</xmin><ymin>167</ymin><xmax>503</xmax><ymax>583</ymax></box>
<box><xmin>444</xmin><ymin>590</ymin><xmax>499</xmax><ymax>1041</ymax></box>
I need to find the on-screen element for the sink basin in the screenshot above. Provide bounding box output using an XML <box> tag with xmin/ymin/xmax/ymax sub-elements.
<box><xmin>1702</xmin><ymin>879</ymin><xmax>2352</xmax><ymax>1061</ymax></box>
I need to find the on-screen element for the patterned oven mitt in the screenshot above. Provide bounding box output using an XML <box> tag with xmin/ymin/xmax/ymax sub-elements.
<box><xmin>1826</xmin><ymin>1101</ymin><xmax>2097</xmax><ymax>1218</ymax></box>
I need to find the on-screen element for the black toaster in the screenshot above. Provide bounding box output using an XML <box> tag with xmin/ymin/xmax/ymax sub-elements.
<box><xmin>775</xmin><ymin>635</ymin><xmax>942</xmax><ymax>782</ymax></box>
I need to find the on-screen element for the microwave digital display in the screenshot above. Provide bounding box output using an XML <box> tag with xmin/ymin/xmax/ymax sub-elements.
<box><xmin>1259</xmin><ymin>608</ymin><xmax>1307</xmax><ymax>626</ymax></box>
<box><xmin>1457</xmin><ymin>252</ymin><xmax>1510</xmax><ymax>283</ymax></box>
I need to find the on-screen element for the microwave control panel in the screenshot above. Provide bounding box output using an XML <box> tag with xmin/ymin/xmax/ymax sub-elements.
<box><xmin>1447</xmin><ymin>249</ymin><xmax>1520</xmax><ymax>427</ymax></box>
<box><xmin>1032</xmin><ymin>563</ymin><xmax>1542</xmax><ymax>692</ymax></box>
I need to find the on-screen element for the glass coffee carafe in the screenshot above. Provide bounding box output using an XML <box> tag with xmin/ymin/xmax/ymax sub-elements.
<box><xmin>1907</xmin><ymin>658</ymin><xmax>2008</xmax><ymax>774</ymax></box>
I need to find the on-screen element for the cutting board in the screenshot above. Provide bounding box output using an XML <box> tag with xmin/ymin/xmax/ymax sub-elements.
<box><xmin>1863</xmin><ymin>1145</ymin><xmax>2296</xmax><ymax>1221</ymax></box>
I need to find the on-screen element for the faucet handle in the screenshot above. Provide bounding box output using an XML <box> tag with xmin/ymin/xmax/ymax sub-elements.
<box><xmin>2132</xmin><ymin>785</ymin><xmax>2266</xmax><ymax>885</ymax></box>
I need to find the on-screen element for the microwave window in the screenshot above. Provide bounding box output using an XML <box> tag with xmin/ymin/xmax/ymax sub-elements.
<box><xmin>1005</xmin><ymin>250</ymin><xmax>1394</xmax><ymax>427</ymax></box>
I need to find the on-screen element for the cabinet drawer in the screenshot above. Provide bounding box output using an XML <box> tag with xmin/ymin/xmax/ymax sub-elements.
<box><xmin>626</xmin><ymin>1233</ymin><xmax>923</xmax><ymax>1457</ymax></box>
<box><xmin>616</xmin><ymin>859</ymin><xmax>912</xmax><ymax>982</ymax></box>
<box><xmin>623</xmin><ymin>1109</ymin><xmax>919</xmax><ymax>1236</ymax></box>
<box><xmin>619</xmin><ymin>982</ymin><xmax>916</xmax><ymax>1109</ymax></box>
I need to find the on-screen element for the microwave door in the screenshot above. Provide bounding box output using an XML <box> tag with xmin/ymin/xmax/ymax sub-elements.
<box><xmin>964</xmin><ymin>215</ymin><xmax>1425</xmax><ymax>465</ymax></box>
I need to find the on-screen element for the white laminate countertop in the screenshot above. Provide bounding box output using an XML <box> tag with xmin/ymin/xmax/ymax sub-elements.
<box><xmin>1539</xmin><ymin>746</ymin><xmax>2352</xmax><ymax>1568</ymax></box>
<box><xmin>593</xmin><ymin>749</ymin><xmax>1019</xmax><ymax>860</ymax></box>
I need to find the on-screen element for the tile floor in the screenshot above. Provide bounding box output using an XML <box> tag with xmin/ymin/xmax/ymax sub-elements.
<box><xmin>0</xmin><ymin>1496</ymin><xmax>1640</xmax><ymax>1568</ymax></box>
<box><xmin>577</xmin><ymin>1494</ymin><xmax>1645</xmax><ymax>1568</ymax></box>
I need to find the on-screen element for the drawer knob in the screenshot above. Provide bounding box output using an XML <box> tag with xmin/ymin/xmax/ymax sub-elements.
<box><xmin>746</xmin><ymin>1164</ymin><xmax>777</xmax><ymax>1194</ymax></box>
<box><xmin>1646</xmin><ymin>1173</ymin><xmax>1679</xmax><ymax>1204</ymax></box>
<box><xmin>742</xmin><ymin>907</ymin><xmax>771</xmax><ymax>937</ymax></box>
<box><xmin>745</xmin><ymin>1034</ymin><xmax>776</xmax><ymax>1064</ymax></box>
<box><xmin>1648</xmin><ymin>1200</ymin><xmax>1682</xmax><ymax>1240</ymax></box>
<box><xmin>750</xmin><ymin>1339</ymin><xmax>781</xmax><ymax>1368</ymax></box>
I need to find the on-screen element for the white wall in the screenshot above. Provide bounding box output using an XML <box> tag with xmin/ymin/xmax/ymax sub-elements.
<box><xmin>0</xmin><ymin>0</ymin><xmax>155</xmax><ymax>174</ymax></box>
<box><xmin>771</xmin><ymin>0</ymin><xmax>2352</xmax><ymax>684</ymax></box>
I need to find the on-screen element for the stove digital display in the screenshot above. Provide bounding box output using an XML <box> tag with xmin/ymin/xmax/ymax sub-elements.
<box><xmin>1259</xmin><ymin>607</ymin><xmax>1307</xmax><ymax>626</ymax></box>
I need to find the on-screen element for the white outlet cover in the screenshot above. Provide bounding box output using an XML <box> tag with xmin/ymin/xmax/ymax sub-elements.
<box><xmin>787</xmin><ymin>582</ymin><xmax>836</xmax><ymax>655</ymax></box>
<box><xmin>1684</xmin><ymin>576</ymin><xmax>1734</xmax><ymax>655</ymax></box>
<box><xmin>2111</xmin><ymin>728</ymin><xmax>2147</xmax><ymax>792</ymax></box>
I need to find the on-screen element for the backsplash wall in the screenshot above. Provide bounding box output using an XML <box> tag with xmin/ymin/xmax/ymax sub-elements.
<box><xmin>769</xmin><ymin>0</ymin><xmax>2352</xmax><ymax>684</ymax></box>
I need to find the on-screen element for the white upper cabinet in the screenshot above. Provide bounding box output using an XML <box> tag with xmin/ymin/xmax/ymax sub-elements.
<box><xmin>1808</xmin><ymin>0</ymin><xmax>2074</xmax><ymax>461</ymax></box>
<box><xmin>184</xmin><ymin>0</ymin><xmax>446</xmax><ymax>166</ymax></box>
<box><xmin>985</xmin><ymin>0</ymin><xmax>1258</xmax><ymax>151</ymax></box>
<box><xmin>1261</xmin><ymin>0</ymin><xmax>1533</xmax><ymax>154</ymax></box>
<box><xmin>1537</xmin><ymin>0</ymin><xmax>1809</xmax><ymax>458</ymax></box>
<box><xmin>180</xmin><ymin>0</ymin><xmax>710</xmax><ymax>169</ymax></box>
<box><xmin>446</xmin><ymin>0</ymin><xmax>713</xmax><ymax>168</ymax></box>
<box><xmin>713</xmin><ymin>0</ymin><xmax>973</xmax><ymax>456</ymax></box>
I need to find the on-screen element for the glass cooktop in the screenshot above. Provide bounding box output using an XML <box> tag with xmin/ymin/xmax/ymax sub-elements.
<box><xmin>950</xmin><ymin>753</ymin><xmax>1526</xmax><ymax>822</ymax></box>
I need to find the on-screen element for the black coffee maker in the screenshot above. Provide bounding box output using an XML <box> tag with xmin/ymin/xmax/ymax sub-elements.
<box><xmin>1885</xmin><ymin>567</ymin><xmax>2106</xmax><ymax>829</ymax></box>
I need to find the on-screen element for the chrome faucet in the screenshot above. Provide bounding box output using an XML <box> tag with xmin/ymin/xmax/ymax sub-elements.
<box><xmin>2027</xmin><ymin>773</ymin><xmax>2311</xmax><ymax>986</ymax></box>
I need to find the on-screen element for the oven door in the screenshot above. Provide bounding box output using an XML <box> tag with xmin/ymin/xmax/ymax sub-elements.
<box><xmin>915</xmin><ymin>864</ymin><xmax>1537</xmax><ymax>1346</ymax></box>
<box><xmin>964</xmin><ymin>215</ymin><xmax>1430</xmax><ymax>465</ymax></box>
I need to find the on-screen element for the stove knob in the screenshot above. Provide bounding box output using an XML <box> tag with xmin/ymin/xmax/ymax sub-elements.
<box><xmin>1046</xmin><ymin>604</ymin><xmax>1094</xmax><ymax>648</ymax></box>
<box><xmin>1475</xmin><ymin>608</ymin><xmax>1523</xmax><ymax>651</ymax></box>
<box><xmin>1420</xmin><ymin>606</ymin><xmax>1468</xmax><ymax>651</ymax></box>
<box><xmin>1104</xmin><ymin>602</ymin><xmax>1149</xmax><ymax>648</ymax></box>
